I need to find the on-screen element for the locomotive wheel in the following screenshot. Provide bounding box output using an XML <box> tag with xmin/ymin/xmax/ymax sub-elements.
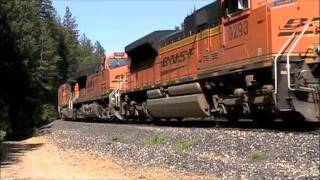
<box><xmin>138</xmin><ymin>117</ymin><xmax>147</xmax><ymax>122</ymax></box>
<box><xmin>280</xmin><ymin>111</ymin><xmax>305</xmax><ymax>123</ymax></box>
<box><xmin>152</xmin><ymin>117</ymin><xmax>161</xmax><ymax>122</ymax></box>
<box><xmin>226</xmin><ymin>107</ymin><xmax>241</xmax><ymax>122</ymax></box>
<box><xmin>226</xmin><ymin>113</ymin><xmax>240</xmax><ymax>122</ymax></box>
<box><xmin>175</xmin><ymin>118</ymin><xmax>183</xmax><ymax>122</ymax></box>
<box><xmin>252</xmin><ymin>111</ymin><xmax>275</xmax><ymax>123</ymax></box>
<box><xmin>177</xmin><ymin>118</ymin><xmax>183</xmax><ymax>122</ymax></box>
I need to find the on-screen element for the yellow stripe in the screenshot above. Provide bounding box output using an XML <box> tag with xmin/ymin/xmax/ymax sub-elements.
<box><xmin>159</xmin><ymin>26</ymin><xmax>221</xmax><ymax>54</ymax></box>
<box><xmin>312</xmin><ymin>19</ymin><xmax>320</xmax><ymax>23</ymax></box>
<box><xmin>159</xmin><ymin>34</ymin><xmax>196</xmax><ymax>54</ymax></box>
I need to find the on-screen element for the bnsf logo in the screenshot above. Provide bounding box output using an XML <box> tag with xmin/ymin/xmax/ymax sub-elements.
<box><xmin>284</xmin><ymin>18</ymin><xmax>320</xmax><ymax>30</ymax></box>
<box><xmin>162</xmin><ymin>48</ymin><xmax>195</xmax><ymax>67</ymax></box>
<box><xmin>278</xmin><ymin>17</ymin><xmax>320</xmax><ymax>36</ymax></box>
<box><xmin>282</xmin><ymin>18</ymin><xmax>309</xmax><ymax>29</ymax></box>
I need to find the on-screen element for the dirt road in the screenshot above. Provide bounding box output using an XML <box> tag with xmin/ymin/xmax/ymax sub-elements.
<box><xmin>0</xmin><ymin>136</ymin><xmax>212</xmax><ymax>180</ymax></box>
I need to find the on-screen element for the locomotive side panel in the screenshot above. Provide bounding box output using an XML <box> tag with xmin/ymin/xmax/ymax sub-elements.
<box><xmin>158</xmin><ymin>43</ymin><xmax>197</xmax><ymax>84</ymax></box>
<box><xmin>270</xmin><ymin>0</ymin><xmax>320</xmax><ymax>57</ymax></box>
<box><xmin>100</xmin><ymin>70</ymin><xmax>109</xmax><ymax>94</ymax></box>
<box><xmin>197</xmin><ymin>26</ymin><xmax>222</xmax><ymax>72</ymax></box>
<box><xmin>221</xmin><ymin>2</ymin><xmax>270</xmax><ymax>69</ymax></box>
<box><xmin>127</xmin><ymin>71</ymin><xmax>137</xmax><ymax>91</ymax></box>
<box><xmin>125</xmin><ymin>30</ymin><xmax>176</xmax><ymax>91</ymax></box>
<box><xmin>58</xmin><ymin>83</ymin><xmax>71</xmax><ymax>108</ymax></box>
<box><xmin>147</xmin><ymin>67</ymin><xmax>154</xmax><ymax>86</ymax></box>
<box><xmin>84</xmin><ymin>73</ymin><xmax>102</xmax><ymax>101</ymax></box>
<box><xmin>153</xmin><ymin>0</ymin><xmax>271</xmax><ymax>87</ymax></box>
<box><xmin>154</xmin><ymin>59</ymin><xmax>161</xmax><ymax>85</ymax></box>
<box><xmin>136</xmin><ymin>70</ymin><xmax>143</xmax><ymax>89</ymax></box>
<box><xmin>108</xmin><ymin>65</ymin><xmax>128</xmax><ymax>90</ymax></box>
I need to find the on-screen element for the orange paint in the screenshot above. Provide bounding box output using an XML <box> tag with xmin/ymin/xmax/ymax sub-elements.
<box><xmin>124</xmin><ymin>0</ymin><xmax>319</xmax><ymax>91</ymax></box>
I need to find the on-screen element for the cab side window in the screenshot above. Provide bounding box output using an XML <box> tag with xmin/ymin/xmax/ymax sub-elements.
<box><xmin>238</xmin><ymin>0</ymin><xmax>249</xmax><ymax>10</ymax></box>
<box><xmin>226</xmin><ymin>0</ymin><xmax>250</xmax><ymax>15</ymax></box>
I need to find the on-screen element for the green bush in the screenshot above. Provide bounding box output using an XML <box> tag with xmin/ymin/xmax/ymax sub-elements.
<box><xmin>40</xmin><ymin>104</ymin><xmax>58</xmax><ymax>123</ymax></box>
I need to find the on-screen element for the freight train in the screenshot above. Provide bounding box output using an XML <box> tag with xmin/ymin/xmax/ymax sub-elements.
<box><xmin>58</xmin><ymin>0</ymin><xmax>320</xmax><ymax>122</ymax></box>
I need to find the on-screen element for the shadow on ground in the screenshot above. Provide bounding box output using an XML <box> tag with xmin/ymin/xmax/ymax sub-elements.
<box><xmin>64</xmin><ymin>118</ymin><xmax>320</xmax><ymax>134</ymax></box>
<box><xmin>0</xmin><ymin>141</ymin><xmax>43</xmax><ymax>166</ymax></box>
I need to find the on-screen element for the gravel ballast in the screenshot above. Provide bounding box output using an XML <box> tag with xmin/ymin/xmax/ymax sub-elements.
<box><xmin>45</xmin><ymin>120</ymin><xmax>320</xmax><ymax>179</ymax></box>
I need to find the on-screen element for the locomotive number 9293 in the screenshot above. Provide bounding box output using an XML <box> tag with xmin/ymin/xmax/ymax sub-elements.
<box><xmin>228</xmin><ymin>20</ymin><xmax>248</xmax><ymax>41</ymax></box>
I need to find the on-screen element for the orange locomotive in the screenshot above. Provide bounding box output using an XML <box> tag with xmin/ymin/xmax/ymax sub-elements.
<box><xmin>59</xmin><ymin>0</ymin><xmax>320</xmax><ymax>122</ymax></box>
<box><xmin>58</xmin><ymin>52</ymin><xmax>128</xmax><ymax>119</ymax></box>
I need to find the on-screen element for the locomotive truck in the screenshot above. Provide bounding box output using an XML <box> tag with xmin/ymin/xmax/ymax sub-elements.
<box><xmin>58</xmin><ymin>0</ymin><xmax>320</xmax><ymax>122</ymax></box>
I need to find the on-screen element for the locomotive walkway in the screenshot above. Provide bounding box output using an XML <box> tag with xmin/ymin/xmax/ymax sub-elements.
<box><xmin>1</xmin><ymin>120</ymin><xmax>319</xmax><ymax>179</ymax></box>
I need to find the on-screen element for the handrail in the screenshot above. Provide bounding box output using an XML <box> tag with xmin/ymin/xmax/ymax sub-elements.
<box><xmin>108</xmin><ymin>88</ymin><xmax>123</xmax><ymax>120</ymax></box>
<box><xmin>286</xmin><ymin>21</ymin><xmax>313</xmax><ymax>91</ymax></box>
<box><xmin>274</xmin><ymin>32</ymin><xmax>296</xmax><ymax>95</ymax></box>
<box><xmin>117</xmin><ymin>76</ymin><xmax>127</xmax><ymax>91</ymax></box>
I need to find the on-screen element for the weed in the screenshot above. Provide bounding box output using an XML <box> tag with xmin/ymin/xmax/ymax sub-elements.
<box><xmin>173</xmin><ymin>139</ymin><xmax>198</xmax><ymax>151</ymax></box>
<box><xmin>142</xmin><ymin>133</ymin><xmax>169</xmax><ymax>145</ymax></box>
<box><xmin>251</xmin><ymin>149</ymin><xmax>266</xmax><ymax>161</ymax></box>
<box><xmin>111</xmin><ymin>135</ymin><xmax>130</xmax><ymax>142</ymax></box>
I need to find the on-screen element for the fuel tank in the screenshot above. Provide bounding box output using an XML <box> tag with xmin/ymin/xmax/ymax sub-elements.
<box><xmin>167</xmin><ymin>82</ymin><xmax>202</xmax><ymax>96</ymax></box>
<box><xmin>147</xmin><ymin>94</ymin><xmax>210</xmax><ymax>118</ymax></box>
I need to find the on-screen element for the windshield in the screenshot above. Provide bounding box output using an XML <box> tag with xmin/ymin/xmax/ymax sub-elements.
<box><xmin>108</xmin><ymin>58</ymin><xmax>128</xmax><ymax>69</ymax></box>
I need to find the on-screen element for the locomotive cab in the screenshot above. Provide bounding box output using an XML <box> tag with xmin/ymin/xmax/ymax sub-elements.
<box><xmin>105</xmin><ymin>52</ymin><xmax>129</xmax><ymax>90</ymax></box>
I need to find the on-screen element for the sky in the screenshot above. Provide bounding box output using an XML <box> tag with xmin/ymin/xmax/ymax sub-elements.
<box><xmin>52</xmin><ymin>0</ymin><xmax>212</xmax><ymax>53</ymax></box>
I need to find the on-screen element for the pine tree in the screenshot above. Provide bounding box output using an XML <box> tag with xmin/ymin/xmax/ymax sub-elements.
<box><xmin>0</xmin><ymin>0</ymin><xmax>42</xmax><ymax>138</ymax></box>
<box><xmin>38</xmin><ymin>0</ymin><xmax>63</xmax><ymax>120</ymax></box>
<box><xmin>62</xmin><ymin>6</ymin><xmax>79</xmax><ymax>39</ymax></box>
<box><xmin>0</xmin><ymin>0</ymin><xmax>66</xmax><ymax>138</ymax></box>
<box><xmin>59</xmin><ymin>6</ymin><xmax>81</xmax><ymax>77</ymax></box>
<box><xmin>0</xmin><ymin>0</ymin><xmax>103</xmax><ymax>139</ymax></box>
<box><xmin>78</xmin><ymin>34</ymin><xmax>99</xmax><ymax>69</ymax></box>
<box><xmin>40</xmin><ymin>0</ymin><xmax>56</xmax><ymax>20</ymax></box>
<box><xmin>94</xmin><ymin>41</ymin><xmax>105</xmax><ymax>60</ymax></box>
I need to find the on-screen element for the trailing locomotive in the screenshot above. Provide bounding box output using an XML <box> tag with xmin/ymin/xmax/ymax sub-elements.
<box><xmin>59</xmin><ymin>0</ymin><xmax>320</xmax><ymax>122</ymax></box>
<box><xmin>58</xmin><ymin>52</ymin><xmax>128</xmax><ymax>119</ymax></box>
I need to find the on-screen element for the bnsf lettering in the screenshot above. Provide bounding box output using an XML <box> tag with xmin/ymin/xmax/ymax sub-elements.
<box><xmin>228</xmin><ymin>20</ymin><xmax>248</xmax><ymax>41</ymax></box>
<box><xmin>278</xmin><ymin>17</ymin><xmax>320</xmax><ymax>36</ymax></box>
<box><xmin>162</xmin><ymin>48</ymin><xmax>195</xmax><ymax>67</ymax></box>
<box><xmin>284</xmin><ymin>18</ymin><xmax>308</xmax><ymax>29</ymax></box>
